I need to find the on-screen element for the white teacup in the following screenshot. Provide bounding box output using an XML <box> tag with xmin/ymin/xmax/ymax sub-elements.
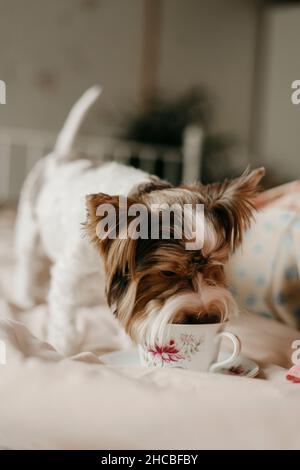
<box><xmin>139</xmin><ymin>322</ymin><xmax>241</xmax><ymax>372</ymax></box>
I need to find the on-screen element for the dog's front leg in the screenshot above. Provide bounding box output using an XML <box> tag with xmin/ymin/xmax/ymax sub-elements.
<box><xmin>47</xmin><ymin>246</ymin><xmax>88</xmax><ymax>356</ymax></box>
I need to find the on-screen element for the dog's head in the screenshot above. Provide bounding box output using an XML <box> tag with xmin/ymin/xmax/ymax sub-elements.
<box><xmin>85</xmin><ymin>167</ymin><xmax>264</xmax><ymax>345</ymax></box>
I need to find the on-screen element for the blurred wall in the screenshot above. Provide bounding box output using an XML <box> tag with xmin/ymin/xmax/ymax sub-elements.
<box><xmin>0</xmin><ymin>0</ymin><xmax>259</xmax><ymax>147</ymax></box>
<box><xmin>254</xmin><ymin>4</ymin><xmax>300</xmax><ymax>180</ymax></box>
<box><xmin>160</xmin><ymin>0</ymin><xmax>259</xmax><ymax>145</ymax></box>
<box><xmin>0</xmin><ymin>0</ymin><xmax>144</xmax><ymax>136</ymax></box>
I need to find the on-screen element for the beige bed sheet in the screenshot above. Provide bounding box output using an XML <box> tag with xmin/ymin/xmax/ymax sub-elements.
<box><xmin>0</xmin><ymin>209</ymin><xmax>299</xmax><ymax>450</ymax></box>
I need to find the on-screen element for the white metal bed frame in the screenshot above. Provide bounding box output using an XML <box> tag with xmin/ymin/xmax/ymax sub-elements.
<box><xmin>0</xmin><ymin>125</ymin><xmax>204</xmax><ymax>203</ymax></box>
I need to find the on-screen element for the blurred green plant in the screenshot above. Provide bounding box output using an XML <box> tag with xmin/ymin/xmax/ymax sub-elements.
<box><xmin>124</xmin><ymin>88</ymin><xmax>211</xmax><ymax>146</ymax></box>
<box><xmin>122</xmin><ymin>87</ymin><xmax>235</xmax><ymax>182</ymax></box>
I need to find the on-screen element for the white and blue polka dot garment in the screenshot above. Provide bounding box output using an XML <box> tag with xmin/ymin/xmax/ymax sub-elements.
<box><xmin>226</xmin><ymin>208</ymin><xmax>300</xmax><ymax>329</ymax></box>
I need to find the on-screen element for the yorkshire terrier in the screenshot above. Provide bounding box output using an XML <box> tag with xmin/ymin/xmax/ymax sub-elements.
<box><xmin>85</xmin><ymin>169</ymin><xmax>264</xmax><ymax>346</ymax></box>
<box><xmin>14</xmin><ymin>87</ymin><xmax>265</xmax><ymax>355</ymax></box>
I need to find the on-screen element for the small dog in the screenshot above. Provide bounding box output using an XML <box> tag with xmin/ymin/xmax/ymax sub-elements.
<box><xmin>14</xmin><ymin>87</ymin><xmax>265</xmax><ymax>355</ymax></box>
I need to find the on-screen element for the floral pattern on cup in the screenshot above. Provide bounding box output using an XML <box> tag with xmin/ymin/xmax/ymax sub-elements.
<box><xmin>179</xmin><ymin>334</ymin><xmax>202</xmax><ymax>360</ymax></box>
<box><xmin>142</xmin><ymin>334</ymin><xmax>203</xmax><ymax>368</ymax></box>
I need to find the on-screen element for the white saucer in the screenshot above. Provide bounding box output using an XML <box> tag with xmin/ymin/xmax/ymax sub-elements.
<box><xmin>100</xmin><ymin>349</ymin><xmax>259</xmax><ymax>378</ymax></box>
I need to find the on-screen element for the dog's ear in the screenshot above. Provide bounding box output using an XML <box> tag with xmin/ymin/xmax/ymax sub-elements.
<box><xmin>85</xmin><ymin>192</ymin><xmax>135</xmax><ymax>249</ymax></box>
<box><xmin>207</xmin><ymin>167</ymin><xmax>265</xmax><ymax>249</ymax></box>
<box><xmin>185</xmin><ymin>167</ymin><xmax>265</xmax><ymax>250</ymax></box>
<box><xmin>85</xmin><ymin>193</ymin><xmax>141</xmax><ymax>275</ymax></box>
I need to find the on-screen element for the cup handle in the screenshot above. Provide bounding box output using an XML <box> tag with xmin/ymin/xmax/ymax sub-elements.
<box><xmin>209</xmin><ymin>331</ymin><xmax>241</xmax><ymax>373</ymax></box>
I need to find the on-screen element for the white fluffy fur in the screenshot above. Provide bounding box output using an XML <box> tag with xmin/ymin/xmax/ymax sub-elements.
<box><xmin>14</xmin><ymin>86</ymin><xmax>150</xmax><ymax>355</ymax></box>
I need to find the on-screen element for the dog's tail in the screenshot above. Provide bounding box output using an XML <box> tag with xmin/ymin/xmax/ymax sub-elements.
<box><xmin>53</xmin><ymin>85</ymin><xmax>102</xmax><ymax>162</ymax></box>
